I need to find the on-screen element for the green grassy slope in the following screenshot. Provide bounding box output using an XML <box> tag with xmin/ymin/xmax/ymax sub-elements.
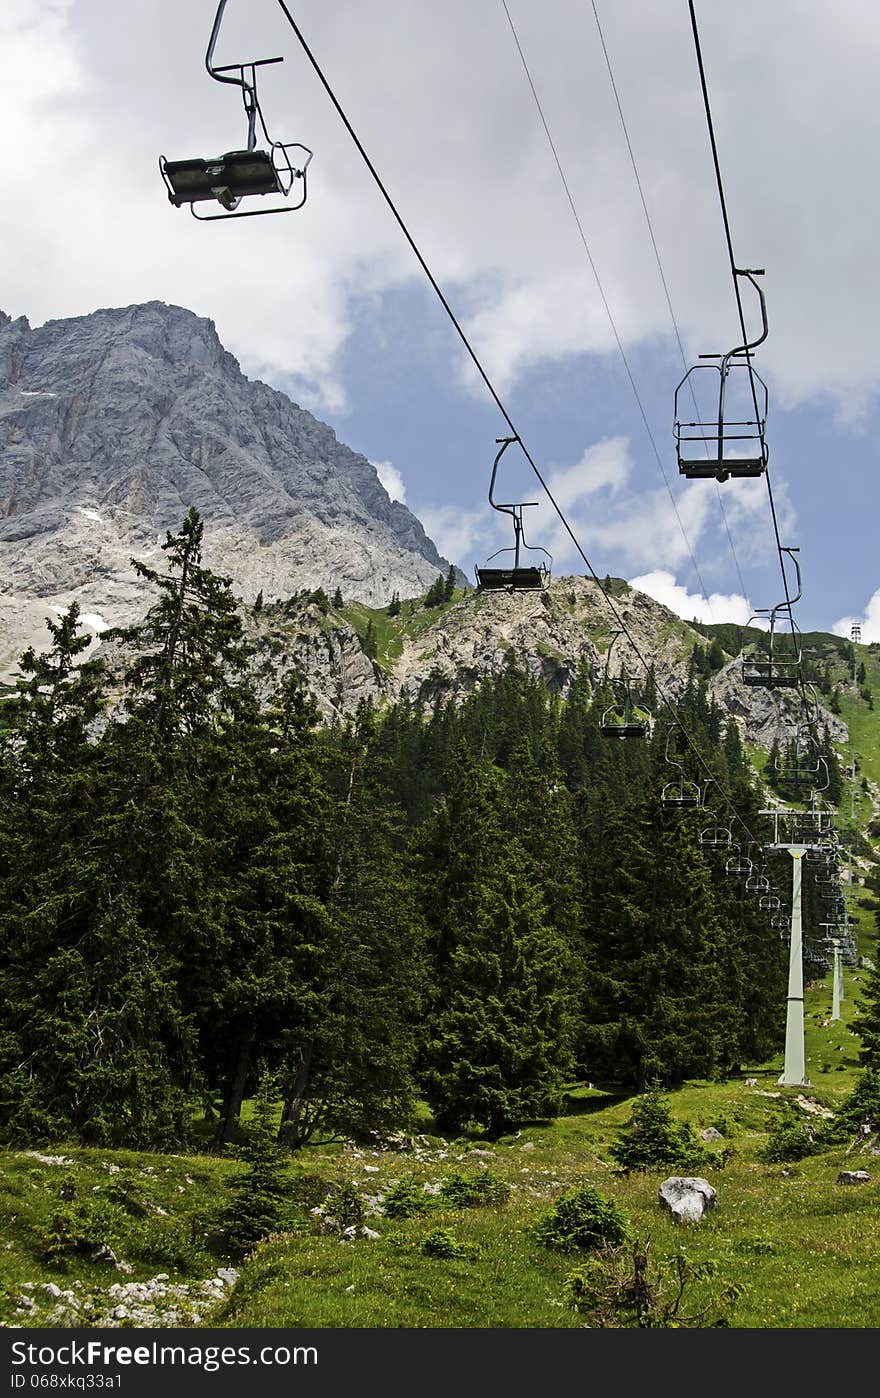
<box><xmin>1</xmin><ymin>966</ymin><xmax>876</xmax><ymax>1331</ymax></box>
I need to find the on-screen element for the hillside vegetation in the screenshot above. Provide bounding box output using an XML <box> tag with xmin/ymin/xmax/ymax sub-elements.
<box><xmin>1</xmin><ymin>511</ymin><xmax>878</xmax><ymax>1330</ymax></box>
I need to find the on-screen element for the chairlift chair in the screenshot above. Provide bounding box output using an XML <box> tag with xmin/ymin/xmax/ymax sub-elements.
<box><xmin>773</xmin><ymin>730</ymin><xmax>829</xmax><ymax>791</ymax></box>
<box><xmin>699</xmin><ymin>819</ymin><xmax>733</xmax><ymax>850</ymax></box>
<box><xmin>673</xmin><ymin>269</ymin><xmax>769</xmax><ymax>482</ymax></box>
<box><xmin>474</xmin><ymin>437</ymin><xmax>552</xmax><ymax>591</ymax></box>
<box><xmin>746</xmin><ymin>870</ymin><xmax>771</xmax><ymax>894</ymax></box>
<box><xmin>759</xmin><ymin>893</ymin><xmax>782</xmax><ymax>912</ymax></box>
<box><xmin>159</xmin><ymin>0</ymin><xmax>313</xmax><ymax>221</ymax></box>
<box><xmin>597</xmin><ymin>631</ymin><xmax>653</xmax><ymax>739</ymax></box>
<box><xmin>741</xmin><ymin>550</ymin><xmax>803</xmax><ymax>688</ymax></box>
<box><xmin>725</xmin><ymin>845</ymin><xmax>753</xmax><ymax>876</ymax></box>
<box><xmin>660</xmin><ymin>724</ymin><xmax>702</xmax><ymax>807</ymax></box>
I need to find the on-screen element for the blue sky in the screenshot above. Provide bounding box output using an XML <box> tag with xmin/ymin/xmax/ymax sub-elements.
<box><xmin>2</xmin><ymin>0</ymin><xmax>878</xmax><ymax>636</ymax></box>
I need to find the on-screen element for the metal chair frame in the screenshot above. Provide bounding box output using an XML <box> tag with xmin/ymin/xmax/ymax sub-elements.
<box><xmin>475</xmin><ymin>437</ymin><xmax>552</xmax><ymax>592</ymax></box>
<box><xmin>159</xmin><ymin>0</ymin><xmax>313</xmax><ymax>221</ymax></box>
<box><xmin>674</xmin><ymin>269</ymin><xmax>769</xmax><ymax>482</ymax></box>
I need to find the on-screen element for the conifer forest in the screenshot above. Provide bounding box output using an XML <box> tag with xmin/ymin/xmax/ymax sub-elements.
<box><xmin>4</xmin><ymin>508</ymin><xmax>875</xmax><ymax>1159</ymax></box>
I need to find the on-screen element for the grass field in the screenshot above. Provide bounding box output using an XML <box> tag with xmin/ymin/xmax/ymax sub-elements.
<box><xmin>1</xmin><ymin>960</ymin><xmax>876</xmax><ymax>1332</ymax></box>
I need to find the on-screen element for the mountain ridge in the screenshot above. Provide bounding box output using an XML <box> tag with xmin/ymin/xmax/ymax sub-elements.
<box><xmin>0</xmin><ymin>300</ymin><xmax>460</xmax><ymax>677</ymax></box>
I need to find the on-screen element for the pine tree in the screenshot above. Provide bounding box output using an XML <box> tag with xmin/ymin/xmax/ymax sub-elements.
<box><xmin>332</xmin><ymin>586</ymin><xmax>344</xmax><ymax>609</ymax></box>
<box><xmin>277</xmin><ymin>708</ymin><xmax>427</xmax><ymax>1147</ymax></box>
<box><xmin>0</xmin><ymin>605</ymin><xmax>193</xmax><ymax>1146</ymax></box>
<box><xmin>444</xmin><ymin>566</ymin><xmax>457</xmax><ymax>603</ymax></box>
<box><xmin>221</xmin><ymin>1073</ymin><xmax>291</xmax><ymax>1253</ymax></box>
<box><xmin>418</xmin><ymin>745</ymin><xmax>574</xmax><ymax>1135</ymax></box>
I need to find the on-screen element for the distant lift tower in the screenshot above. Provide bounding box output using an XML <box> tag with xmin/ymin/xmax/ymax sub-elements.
<box><xmin>831</xmin><ymin>939</ymin><xmax>843</xmax><ymax>1021</ymax></box>
<box><xmin>851</xmin><ymin>623</ymin><xmax>861</xmax><ymax>684</ymax></box>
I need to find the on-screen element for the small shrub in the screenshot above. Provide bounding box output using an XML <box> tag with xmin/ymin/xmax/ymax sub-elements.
<box><xmin>609</xmin><ymin>1087</ymin><xmax>707</xmax><ymax>1172</ymax></box>
<box><xmin>563</xmin><ymin>1236</ymin><xmax>740</xmax><ymax>1328</ymax></box>
<box><xmin>39</xmin><ymin>1199</ymin><xmax>123</xmax><ymax>1266</ymax></box>
<box><xmin>534</xmin><ymin>1182</ymin><xmax>629</xmax><ymax>1253</ymax></box>
<box><xmin>383</xmin><ymin>1176</ymin><xmax>429</xmax><ymax>1220</ymax></box>
<box><xmin>817</xmin><ymin>1067</ymin><xmax>880</xmax><ymax>1144</ymax></box>
<box><xmin>220</xmin><ymin>1077</ymin><xmax>293</xmax><ymax>1255</ymax></box>
<box><xmin>287</xmin><ymin>1174</ymin><xmax>335</xmax><ymax>1211</ymax></box>
<box><xmin>325</xmin><ymin>1181</ymin><xmax>364</xmax><ymax>1231</ymax></box>
<box><xmin>421</xmin><ymin>1227</ymin><xmax>476</xmax><ymax>1260</ymax></box>
<box><xmin>760</xmin><ymin>1110</ymin><xmax>816</xmax><ymax>1163</ymax></box>
<box><xmin>105</xmin><ymin>1172</ymin><xmax>151</xmax><ymax>1218</ymax></box>
<box><xmin>438</xmin><ymin>1171</ymin><xmax>510</xmax><ymax>1209</ymax></box>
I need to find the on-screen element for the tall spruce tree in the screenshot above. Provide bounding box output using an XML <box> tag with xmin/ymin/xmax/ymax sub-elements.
<box><xmin>418</xmin><ymin>744</ymin><xmax>574</xmax><ymax>1135</ymax></box>
<box><xmin>0</xmin><ymin>606</ymin><xmax>193</xmax><ymax>1146</ymax></box>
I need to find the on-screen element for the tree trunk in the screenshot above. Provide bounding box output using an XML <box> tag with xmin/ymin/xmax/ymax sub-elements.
<box><xmin>215</xmin><ymin>1033</ymin><xmax>254</xmax><ymax>1147</ymax></box>
<box><xmin>277</xmin><ymin>1036</ymin><xmax>314</xmax><ymax>1148</ymax></box>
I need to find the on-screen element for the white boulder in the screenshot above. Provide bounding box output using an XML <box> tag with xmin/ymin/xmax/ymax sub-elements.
<box><xmin>659</xmin><ymin>1177</ymin><xmax>717</xmax><ymax>1224</ymax></box>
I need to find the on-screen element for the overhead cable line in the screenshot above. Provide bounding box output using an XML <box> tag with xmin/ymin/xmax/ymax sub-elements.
<box><xmin>687</xmin><ymin>1</ymin><xmax>824</xmax><ymax>752</ymax></box>
<box><xmin>589</xmin><ymin>0</ymin><xmax>749</xmax><ymax>604</ymax></box>
<box><xmin>499</xmin><ymin>0</ymin><xmax>717</xmax><ymax>622</ymax></box>
<box><xmin>686</xmin><ymin>9</ymin><xmax>799</xmax><ymax>640</ymax></box>
<box><xmin>271</xmin><ymin>0</ymin><xmax>766</xmax><ymax>849</ymax></box>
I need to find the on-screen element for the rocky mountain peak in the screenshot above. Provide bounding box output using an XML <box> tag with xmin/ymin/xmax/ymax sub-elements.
<box><xmin>0</xmin><ymin>300</ymin><xmax>461</xmax><ymax>677</ymax></box>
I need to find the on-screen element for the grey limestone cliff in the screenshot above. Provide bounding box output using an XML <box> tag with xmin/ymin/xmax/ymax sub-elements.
<box><xmin>0</xmin><ymin>301</ymin><xmax>457</xmax><ymax>677</ymax></box>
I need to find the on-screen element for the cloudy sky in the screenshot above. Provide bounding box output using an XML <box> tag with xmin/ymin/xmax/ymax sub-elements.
<box><xmin>3</xmin><ymin>0</ymin><xmax>878</xmax><ymax>635</ymax></box>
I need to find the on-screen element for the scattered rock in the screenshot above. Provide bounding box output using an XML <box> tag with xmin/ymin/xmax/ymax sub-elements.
<box><xmin>659</xmin><ymin>1177</ymin><xmax>717</xmax><ymax>1224</ymax></box>
<box><xmin>745</xmin><ymin>1078</ymin><xmax>759</xmax><ymax>1087</ymax></box>
<box><xmin>700</xmin><ymin>1127</ymin><xmax>724</xmax><ymax>1142</ymax></box>
<box><xmin>520</xmin><ymin>1142</ymin><xmax>536</xmax><ymax>1153</ymax></box>
<box><xmin>836</xmin><ymin>1171</ymin><xmax>870</xmax><ymax>1185</ymax></box>
<box><xmin>795</xmin><ymin>1095</ymin><xmax>835</xmax><ymax>1120</ymax></box>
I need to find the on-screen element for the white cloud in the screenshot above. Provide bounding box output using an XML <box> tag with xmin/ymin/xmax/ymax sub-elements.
<box><xmin>373</xmin><ymin>459</ymin><xmax>406</xmax><ymax>503</ymax></box>
<box><xmin>4</xmin><ymin>0</ymin><xmax>880</xmax><ymax>421</ymax></box>
<box><xmin>833</xmin><ymin>588</ymin><xmax>880</xmax><ymax>644</ymax></box>
<box><xmin>628</xmin><ymin>570</ymin><xmax>763</xmax><ymax>626</ymax></box>
<box><xmin>417</xmin><ymin>503</ymin><xmax>485</xmax><ymax>572</ymax></box>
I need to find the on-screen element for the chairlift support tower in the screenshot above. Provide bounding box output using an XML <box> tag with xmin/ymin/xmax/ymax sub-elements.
<box><xmin>830</xmin><ymin>938</ymin><xmax>843</xmax><ymax>1021</ymax></box>
<box><xmin>851</xmin><ymin>623</ymin><xmax>861</xmax><ymax>685</ymax></box>
<box><xmin>761</xmin><ymin>806</ymin><xmax>829</xmax><ymax>1087</ymax></box>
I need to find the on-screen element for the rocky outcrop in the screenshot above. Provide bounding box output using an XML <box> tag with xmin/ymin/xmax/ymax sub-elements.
<box><xmin>90</xmin><ymin>575</ymin><xmax>850</xmax><ymax>744</ymax></box>
<box><xmin>394</xmin><ymin>577</ymin><xmax>698</xmax><ymax>703</ymax></box>
<box><xmin>708</xmin><ymin>658</ymin><xmax>848</xmax><ymax>749</ymax></box>
<box><xmin>659</xmin><ymin>1176</ymin><xmax>717</xmax><ymax>1223</ymax></box>
<box><xmin>0</xmin><ymin>301</ymin><xmax>460</xmax><ymax>678</ymax></box>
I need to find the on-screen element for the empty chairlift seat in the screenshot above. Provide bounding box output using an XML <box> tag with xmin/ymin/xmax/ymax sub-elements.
<box><xmin>159</xmin><ymin>2</ymin><xmax>312</xmax><ymax>221</ymax></box>
<box><xmin>474</xmin><ymin>437</ymin><xmax>552</xmax><ymax>593</ymax></box>
<box><xmin>161</xmin><ymin>149</ymin><xmax>283</xmax><ymax>209</ymax></box>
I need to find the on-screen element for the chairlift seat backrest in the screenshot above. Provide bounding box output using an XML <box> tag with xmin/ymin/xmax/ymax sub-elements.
<box><xmin>678</xmin><ymin>457</ymin><xmax>766</xmax><ymax>483</ymax></box>
<box><xmin>475</xmin><ymin>566</ymin><xmax>547</xmax><ymax>591</ymax></box>
<box><xmin>661</xmin><ymin>782</ymin><xmax>701</xmax><ymax>808</ymax></box>
<box><xmin>162</xmin><ymin>150</ymin><xmax>281</xmax><ymax>206</ymax></box>
<box><xmin>700</xmin><ymin>826</ymin><xmax>732</xmax><ymax>848</ymax></box>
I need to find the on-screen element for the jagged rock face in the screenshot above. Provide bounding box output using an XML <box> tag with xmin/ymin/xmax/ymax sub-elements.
<box><xmin>233</xmin><ymin>579</ymin><xmax>845</xmax><ymax>755</ymax></box>
<box><xmin>0</xmin><ymin>301</ymin><xmax>457</xmax><ymax>679</ymax></box>
<box><xmin>708</xmin><ymin>659</ymin><xmax>849</xmax><ymax>749</ymax></box>
<box><xmin>243</xmin><ymin>601</ymin><xmax>392</xmax><ymax>721</ymax></box>
<box><xmin>393</xmin><ymin>577</ymin><xmax>697</xmax><ymax>703</ymax></box>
